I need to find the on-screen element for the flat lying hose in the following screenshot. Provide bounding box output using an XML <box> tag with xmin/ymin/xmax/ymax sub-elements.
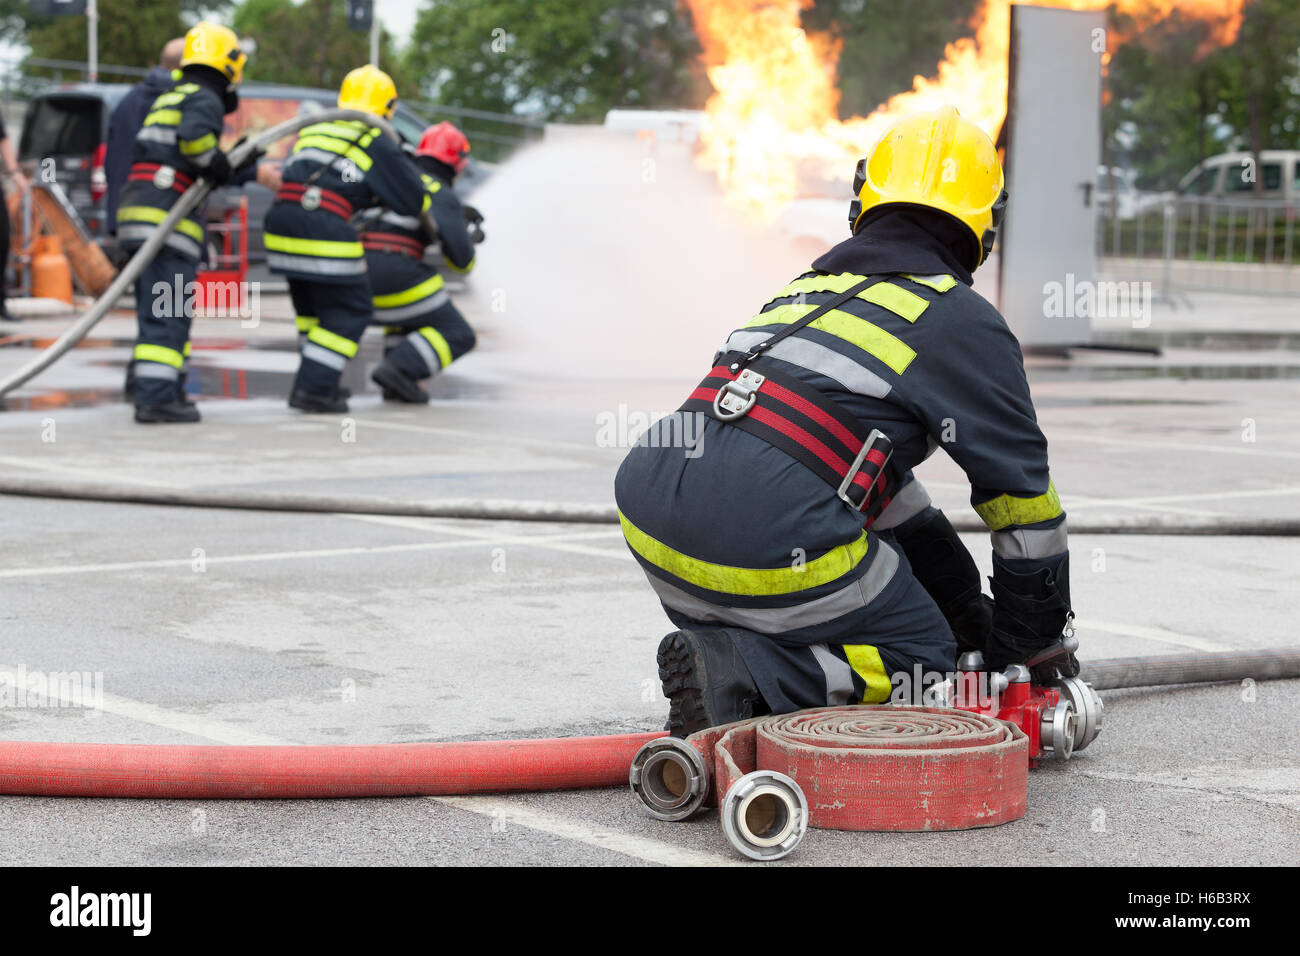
<box><xmin>1</xmin><ymin>477</ymin><xmax>1298</xmax><ymax>534</ymax></box>
<box><xmin>687</xmin><ymin>707</ymin><xmax>1027</xmax><ymax>831</ymax></box>
<box><xmin>1082</xmin><ymin>647</ymin><xmax>1300</xmax><ymax>690</ymax></box>
<box><xmin>0</xmin><ymin>108</ymin><xmax>437</xmax><ymax>400</ymax></box>
<box><xmin>0</xmin><ymin>648</ymin><xmax>1295</xmax><ymax>802</ymax></box>
<box><xmin>0</xmin><ymin>733</ymin><xmax>663</xmax><ymax>799</ymax></box>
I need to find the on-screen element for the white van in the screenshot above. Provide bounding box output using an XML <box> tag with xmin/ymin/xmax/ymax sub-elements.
<box><xmin>1177</xmin><ymin>150</ymin><xmax>1300</xmax><ymax>202</ymax></box>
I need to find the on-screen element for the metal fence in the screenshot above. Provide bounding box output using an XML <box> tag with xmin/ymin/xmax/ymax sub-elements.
<box><xmin>406</xmin><ymin>100</ymin><xmax>545</xmax><ymax>163</ymax></box>
<box><xmin>1097</xmin><ymin>194</ymin><xmax>1300</xmax><ymax>296</ymax></box>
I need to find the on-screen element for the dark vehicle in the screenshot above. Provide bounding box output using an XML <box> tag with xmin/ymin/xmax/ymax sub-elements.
<box><xmin>19</xmin><ymin>82</ymin><xmax>486</xmax><ymax>272</ymax></box>
<box><xmin>18</xmin><ymin>84</ymin><xmax>130</xmax><ymax>236</ymax></box>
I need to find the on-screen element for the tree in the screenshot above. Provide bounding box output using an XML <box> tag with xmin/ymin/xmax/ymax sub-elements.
<box><xmin>233</xmin><ymin>0</ymin><xmax>410</xmax><ymax>93</ymax></box>
<box><xmin>24</xmin><ymin>0</ymin><xmax>189</xmax><ymax>73</ymax></box>
<box><xmin>403</xmin><ymin>0</ymin><xmax>700</xmax><ymax>120</ymax></box>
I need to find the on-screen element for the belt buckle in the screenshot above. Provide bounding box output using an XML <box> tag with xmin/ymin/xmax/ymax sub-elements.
<box><xmin>712</xmin><ymin>368</ymin><xmax>765</xmax><ymax>421</ymax></box>
<box><xmin>301</xmin><ymin>186</ymin><xmax>323</xmax><ymax>211</ymax></box>
<box><xmin>838</xmin><ymin>428</ymin><xmax>892</xmax><ymax>512</ymax></box>
<box><xmin>152</xmin><ymin>165</ymin><xmax>175</xmax><ymax>190</ymax></box>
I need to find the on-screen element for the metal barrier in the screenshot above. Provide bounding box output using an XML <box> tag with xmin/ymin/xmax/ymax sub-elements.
<box><xmin>1097</xmin><ymin>194</ymin><xmax>1300</xmax><ymax>296</ymax></box>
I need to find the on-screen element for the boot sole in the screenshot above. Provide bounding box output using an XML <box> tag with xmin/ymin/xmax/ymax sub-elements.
<box><xmin>657</xmin><ymin>631</ymin><xmax>712</xmax><ymax>738</ymax></box>
<box><xmin>370</xmin><ymin>364</ymin><xmax>429</xmax><ymax>404</ymax></box>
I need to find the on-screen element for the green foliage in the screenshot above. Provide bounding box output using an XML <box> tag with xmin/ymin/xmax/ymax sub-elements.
<box><xmin>25</xmin><ymin>0</ymin><xmax>188</xmax><ymax>73</ymax></box>
<box><xmin>232</xmin><ymin>0</ymin><xmax>409</xmax><ymax>92</ymax></box>
<box><xmin>403</xmin><ymin>0</ymin><xmax>700</xmax><ymax>120</ymax></box>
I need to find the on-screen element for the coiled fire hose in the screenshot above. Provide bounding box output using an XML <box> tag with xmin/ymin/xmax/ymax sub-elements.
<box><xmin>0</xmin><ymin>108</ymin><xmax>438</xmax><ymax>399</ymax></box>
<box><xmin>0</xmin><ymin>647</ymin><xmax>1295</xmax><ymax>863</ymax></box>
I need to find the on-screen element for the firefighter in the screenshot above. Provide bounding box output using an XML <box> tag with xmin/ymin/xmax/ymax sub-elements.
<box><xmin>264</xmin><ymin>65</ymin><xmax>426</xmax><ymax>413</ymax></box>
<box><xmin>614</xmin><ymin>107</ymin><xmax>1075</xmax><ymax>736</ymax></box>
<box><xmin>360</xmin><ymin>122</ymin><xmax>479</xmax><ymax>403</ymax></box>
<box><xmin>115</xmin><ymin>21</ymin><xmax>250</xmax><ymax>423</ymax></box>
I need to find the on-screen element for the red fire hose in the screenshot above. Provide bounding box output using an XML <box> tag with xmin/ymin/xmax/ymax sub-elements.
<box><xmin>0</xmin><ymin>733</ymin><xmax>663</xmax><ymax>800</ymax></box>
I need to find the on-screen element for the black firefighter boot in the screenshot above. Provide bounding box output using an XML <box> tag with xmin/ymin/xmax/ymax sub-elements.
<box><xmin>289</xmin><ymin>388</ymin><xmax>350</xmax><ymax>413</ymax></box>
<box><xmin>657</xmin><ymin>628</ymin><xmax>769</xmax><ymax>737</ymax></box>
<box><xmin>370</xmin><ymin>356</ymin><xmax>429</xmax><ymax>404</ymax></box>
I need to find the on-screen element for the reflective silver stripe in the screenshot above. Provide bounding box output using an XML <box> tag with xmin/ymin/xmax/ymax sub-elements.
<box><xmin>991</xmin><ymin>521</ymin><xmax>1069</xmax><ymax>560</ymax></box>
<box><xmin>372</xmin><ymin>289</ymin><xmax>449</xmax><ymax>322</ymax></box>
<box><xmin>284</xmin><ymin>147</ymin><xmax>348</xmax><ymax>172</ymax></box>
<box><xmin>301</xmin><ymin>342</ymin><xmax>349</xmax><ymax>371</ymax></box>
<box><xmin>188</xmin><ymin>148</ymin><xmax>215</xmax><ymax>168</ymax></box>
<box><xmin>136</xmin><ymin>126</ymin><xmax>177</xmax><ymax>145</ymax></box>
<box><xmin>117</xmin><ymin>223</ymin><xmax>202</xmax><ymax>259</ymax></box>
<box><xmin>134</xmin><ymin>362</ymin><xmax>180</xmax><ymax>381</ymax></box>
<box><xmin>405</xmin><ymin>331</ymin><xmax>439</xmax><ymax>374</ymax></box>
<box><xmin>642</xmin><ymin>539</ymin><xmax>900</xmax><ymax>633</ymax></box>
<box><xmin>872</xmin><ymin>478</ymin><xmax>933</xmax><ymax>531</ymax></box>
<box><xmin>722</xmin><ymin>329</ymin><xmax>892</xmax><ymax>398</ymax></box>
<box><xmin>266</xmin><ymin>252</ymin><xmax>367</xmax><ymax>276</ymax></box>
<box><xmin>378</xmin><ymin>210</ymin><xmax>420</xmax><ymax>230</ymax></box>
<box><xmin>811</xmin><ymin>644</ymin><xmax>855</xmax><ymax>706</ymax></box>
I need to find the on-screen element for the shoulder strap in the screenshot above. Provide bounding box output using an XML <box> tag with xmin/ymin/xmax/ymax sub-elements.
<box><xmin>728</xmin><ymin>275</ymin><xmax>886</xmax><ymax>373</ymax></box>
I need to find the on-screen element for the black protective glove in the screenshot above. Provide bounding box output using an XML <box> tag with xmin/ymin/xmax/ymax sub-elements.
<box><xmin>201</xmin><ymin>150</ymin><xmax>234</xmax><ymax>186</ymax></box>
<box><xmin>892</xmin><ymin>508</ymin><xmax>991</xmax><ymax>658</ymax></box>
<box><xmin>985</xmin><ymin>553</ymin><xmax>1079</xmax><ymax>680</ymax></box>
<box><xmin>463</xmin><ymin>204</ymin><xmax>485</xmax><ymax>243</ymax></box>
<box><xmin>228</xmin><ymin>135</ymin><xmax>263</xmax><ymax>176</ymax></box>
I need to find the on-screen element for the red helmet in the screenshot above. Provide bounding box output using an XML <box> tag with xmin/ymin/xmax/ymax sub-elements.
<box><xmin>416</xmin><ymin>122</ymin><xmax>470</xmax><ymax>173</ymax></box>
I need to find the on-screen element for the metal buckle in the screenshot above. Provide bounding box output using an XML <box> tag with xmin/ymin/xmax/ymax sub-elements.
<box><xmin>301</xmin><ymin>185</ymin><xmax>323</xmax><ymax>211</ymax></box>
<box><xmin>152</xmin><ymin>165</ymin><xmax>176</xmax><ymax>190</ymax></box>
<box><xmin>838</xmin><ymin>428</ymin><xmax>891</xmax><ymax>512</ymax></box>
<box><xmin>712</xmin><ymin>368</ymin><xmax>765</xmax><ymax>421</ymax></box>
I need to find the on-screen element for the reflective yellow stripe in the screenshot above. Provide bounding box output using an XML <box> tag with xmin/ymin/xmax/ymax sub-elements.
<box><xmin>175</xmin><ymin>83</ymin><xmax>199</xmax><ymax>93</ymax></box>
<box><xmin>182</xmin><ymin>341</ymin><xmax>192</xmax><ymax>357</ymax></box>
<box><xmin>116</xmin><ymin>206</ymin><xmax>203</xmax><ymax>243</ymax></box>
<box><xmin>843</xmin><ymin>645</ymin><xmax>892</xmax><ymax>703</ymax></box>
<box><xmin>421</xmin><ymin>192</ymin><xmax>432</xmax><ymax>214</ymax></box>
<box><xmin>770</xmin><ymin>273</ymin><xmax>929</xmax><ymax>322</ymax></box>
<box><xmin>619</xmin><ymin>511</ymin><xmax>869</xmax><ymax>597</ymax></box>
<box><xmin>307</xmin><ymin>326</ymin><xmax>359</xmax><ymax>358</ymax></box>
<box><xmin>420</xmin><ymin>173</ymin><xmax>442</xmax><ymax>194</ymax></box>
<box><xmin>302</xmin><ymin>122</ymin><xmax>370</xmax><ymax>141</ymax></box>
<box><xmin>133</xmin><ymin>344</ymin><xmax>184</xmax><ymax>368</ymax></box>
<box><xmin>295</xmin><ymin>316</ymin><xmax>319</xmax><ymax>332</ymax></box>
<box><xmin>143</xmin><ymin>109</ymin><xmax>181</xmax><ymax>127</ymax></box>
<box><xmin>293</xmin><ymin>135</ymin><xmax>374</xmax><ymax>171</ymax></box>
<box><xmin>974</xmin><ymin>481</ymin><xmax>1063</xmax><ymax>531</ymax></box>
<box><xmin>179</xmin><ymin>132</ymin><xmax>217</xmax><ymax>156</ymax></box>
<box><xmin>151</xmin><ymin>91</ymin><xmax>187</xmax><ymax>108</ymax></box>
<box><xmin>905</xmin><ymin>273</ymin><xmax>957</xmax><ymax>292</ymax></box>
<box><xmin>445</xmin><ymin>255</ymin><xmax>475</xmax><ymax>275</ymax></box>
<box><xmin>373</xmin><ymin>273</ymin><xmax>444</xmax><ymax>308</ymax></box>
<box><xmin>745</xmin><ymin>304</ymin><xmax>917</xmax><ymax>374</ymax></box>
<box><xmin>264</xmin><ymin>234</ymin><xmax>364</xmax><ymax>258</ymax></box>
<box><xmin>418</xmin><ymin>327</ymin><xmax>453</xmax><ymax>368</ymax></box>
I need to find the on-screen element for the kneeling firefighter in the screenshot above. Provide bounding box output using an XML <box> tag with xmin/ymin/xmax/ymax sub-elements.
<box><xmin>614</xmin><ymin>107</ymin><xmax>1075</xmax><ymax>736</ymax></box>
<box><xmin>264</xmin><ymin>65</ymin><xmax>426</xmax><ymax>412</ymax></box>
<box><xmin>116</xmin><ymin>21</ymin><xmax>252</xmax><ymax>423</ymax></box>
<box><xmin>360</xmin><ymin>122</ymin><xmax>480</xmax><ymax>403</ymax></box>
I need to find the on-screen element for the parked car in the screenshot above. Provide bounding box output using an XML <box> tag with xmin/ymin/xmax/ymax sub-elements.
<box><xmin>18</xmin><ymin>82</ymin><xmax>487</xmax><ymax>271</ymax></box>
<box><xmin>1177</xmin><ymin>150</ymin><xmax>1300</xmax><ymax>203</ymax></box>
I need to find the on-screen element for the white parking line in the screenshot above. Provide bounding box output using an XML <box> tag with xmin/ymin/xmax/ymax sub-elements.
<box><xmin>0</xmin><ymin>455</ymin><xmax>179</xmax><ymax>489</ymax></box>
<box><xmin>338</xmin><ymin>513</ymin><xmax>634</xmax><ymax>561</ymax></box>
<box><xmin>0</xmin><ymin>528</ymin><xmax>630</xmax><ymax>579</ymax></box>
<box><xmin>1083</xmin><ymin>619</ymin><xmax>1233</xmax><ymax>652</ymax></box>
<box><xmin>0</xmin><ymin>662</ymin><xmax>737</xmax><ymax>866</ymax></box>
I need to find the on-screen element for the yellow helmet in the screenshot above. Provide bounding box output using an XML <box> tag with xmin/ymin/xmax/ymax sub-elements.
<box><xmin>338</xmin><ymin>65</ymin><xmax>398</xmax><ymax>120</ymax></box>
<box><xmin>850</xmin><ymin>106</ymin><xmax>1006</xmax><ymax>267</ymax></box>
<box><xmin>181</xmin><ymin>21</ymin><xmax>246</xmax><ymax>85</ymax></box>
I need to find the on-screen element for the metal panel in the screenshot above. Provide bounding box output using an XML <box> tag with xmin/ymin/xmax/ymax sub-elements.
<box><xmin>999</xmin><ymin>5</ymin><xmax>1104</xmax><ymax>346</ymax></box>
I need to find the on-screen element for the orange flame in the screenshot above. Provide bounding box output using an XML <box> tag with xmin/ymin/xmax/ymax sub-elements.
<box><xmin>684</xmin><ymin>0</ymin><xmax>1246</xmax><ymax>216</ymax></box>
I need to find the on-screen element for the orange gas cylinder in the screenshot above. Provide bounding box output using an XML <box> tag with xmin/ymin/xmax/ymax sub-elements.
<box><xmin>30</xmin><ymin>235</ymin><xmax>74</xmax><ymax>304</ymax></box>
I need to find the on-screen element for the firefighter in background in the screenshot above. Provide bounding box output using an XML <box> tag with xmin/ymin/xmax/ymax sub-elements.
<box><xmin>614</xmin><ymin>107</ymin><xmax>1075</xmax><ymax>736</ymax></box>
<box><xmin>116</xmin><ymin>21</ymin><xmax>251</xmax><ymax>423</ymax></box>
<box><xmin>264</xmin><ymin>65</ymin><xmax>426</xmax><ymax>413</ymax></box>
<box><xmin>359</xmin><ymin>122</ymin><xmax>480</xmax><ymax>403</ymax></box>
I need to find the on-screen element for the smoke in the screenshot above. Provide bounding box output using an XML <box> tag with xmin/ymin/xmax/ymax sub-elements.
<box><xmin>459</xmin><ymin>127</ymin><xmax>812</xmax><ymax>385</ymax></box>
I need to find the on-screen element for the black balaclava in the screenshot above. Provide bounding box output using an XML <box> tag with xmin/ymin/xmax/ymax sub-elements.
<box><xmin>812</xmin><ymin>204</ymin><xmax>982</xmax><ymax>287</ymax></box>
<box><xmin>415</xmin><ymin>153</ymin><xmax>457</xmax><ymax>184</ymax></box>
<box><xmin>182</xmin><ymin>63</ymin><xmax>240</xmax><ymax>115</ymax></box>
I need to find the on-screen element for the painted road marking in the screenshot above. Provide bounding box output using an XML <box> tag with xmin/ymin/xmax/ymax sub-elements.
<box><xmin>1083</xmin><ymin>619</ymin><xmax>1233</xmax><ymax>652</ymax></box>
